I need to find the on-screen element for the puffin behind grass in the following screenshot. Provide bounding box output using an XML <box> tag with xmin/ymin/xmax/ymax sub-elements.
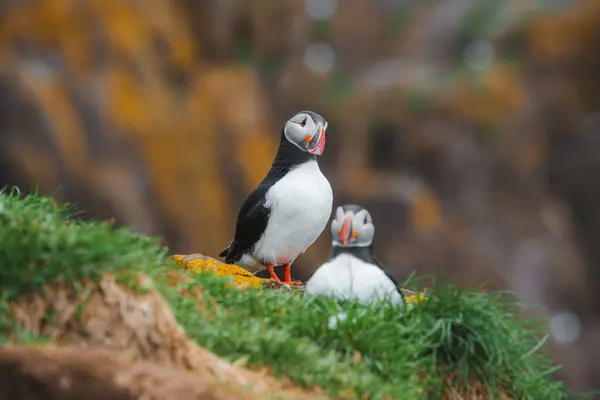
<box><xmin>304</xmin><ymin>204</ymin><xmax>404</xmax><ymax>304</ymax></box>
<box><xmin>219</xmin><ymin>111</ymin><xmax>333</xmax><ymax>285</ymax></box>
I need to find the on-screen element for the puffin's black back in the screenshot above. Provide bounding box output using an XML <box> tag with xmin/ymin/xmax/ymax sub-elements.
<box><xmin>220</xmin><ymin>119</ymin><xmax>318</xmax><ymax>265</ymax></box>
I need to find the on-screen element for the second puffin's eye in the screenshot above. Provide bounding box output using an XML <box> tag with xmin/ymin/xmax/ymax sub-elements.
<box><xmin>300</xmin><ymin>117</ymin><xmax>307</xmax><ymax>127</ymax></box>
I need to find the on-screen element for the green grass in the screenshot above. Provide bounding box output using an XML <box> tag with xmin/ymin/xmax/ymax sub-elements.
<box><xmin>0</xmin><ymin>190</ymin><xmax>588</xmax><ymax>399</ymax></box>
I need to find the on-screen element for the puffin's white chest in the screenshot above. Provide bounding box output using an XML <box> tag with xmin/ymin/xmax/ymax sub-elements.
<box><xmin>253</xmin><ymin>160</ymin><xmax>333</xmax><ymax>265</ymax></box>
<box><xmin>305</xmin><ymin>253</ymin><xmax>403</xmax><ymax>305</ymax></box>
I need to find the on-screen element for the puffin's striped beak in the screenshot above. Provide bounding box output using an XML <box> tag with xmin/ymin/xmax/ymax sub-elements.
<box><xmin>339</xmin><ymin>215</ymin><xmax>353</xmax><ymax>246</ymax></box>
<box><xmin>307</xmin><ymin>124</ymin><xmax>326</xmax><ymax>155</ymax></box>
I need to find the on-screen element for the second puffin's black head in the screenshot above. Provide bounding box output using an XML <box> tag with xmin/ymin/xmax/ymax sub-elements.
<box><xmin>330</xmin><ymin>204</ymin><xmax>375</xmax><ymax>247</ymax></box>
<box><xmin>282</xmin><ymin>110</ymin><xmax>328</xmax><ymax>156</ymax></box>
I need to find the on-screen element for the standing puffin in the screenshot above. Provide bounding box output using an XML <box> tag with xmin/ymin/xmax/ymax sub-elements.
<box><xmin>219</xmin><ymin>111</ymin><xmax>333</xmax><ymax>285</ymax></box>
<box><xmin>304</xmin><ymin>204</ymin><xmax>404</xmax><ymax>304</ymax></box>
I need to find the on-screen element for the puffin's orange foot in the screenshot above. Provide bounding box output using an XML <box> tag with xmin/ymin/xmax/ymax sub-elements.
<box><xmin>266</xmin><ymin>265</ymin><xmax>282</xmax><ymax>282</ymax></box>
<box><xmin>279</xmin><ymin>264</ymin><xmax>305</xmax><ymax>285</ymax></box>
<box><xmin>265</xmin><ymin>265</ymin><xmax>305</xmax><ymax>285</ymax></box>
<box><xmin>282</xmin><ymin>280</ymin><xmax>306</xmax><ymax>286</ymax></box>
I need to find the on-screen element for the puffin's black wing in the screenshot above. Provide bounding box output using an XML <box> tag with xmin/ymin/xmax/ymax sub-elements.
<box><xmin>219</xmin><ymin>185</ymin><xmax>270</xmax><ymax>264</ymax></box>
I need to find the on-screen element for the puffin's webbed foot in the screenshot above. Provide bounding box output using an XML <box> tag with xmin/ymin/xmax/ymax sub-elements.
<box><xmin>281</xmin><ymin>264</ymin><xmax>305</xmax><ymax>285</ymax></box>
<box><xmin>266</xmin><ymin>265</ymin><xmax>282</xmax><ymax>282</ymax></box>
<box><xmin>266</xmin><ymin>264</ymin><xmax>305</xmax><ymax>285</ymax></box>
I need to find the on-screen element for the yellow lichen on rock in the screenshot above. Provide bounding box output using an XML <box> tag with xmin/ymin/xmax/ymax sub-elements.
<box><xmin>400</xmin><ymin>289</ymin><xmax>429</xmax><ymax>309</ymax></box>
<box><xmin>170</xmin><ymin>254</ymin><xmax>429</xmax><ymax>301</ymax></box>
<box><xmin>169</xmin><ymin>253</ymin><xmax>271</xmax><ymax>288</ymax></box>
<box><xmin>404</xmin><ymin>293</ymin><xmax>428</xmax><ymax>305</ymax></box>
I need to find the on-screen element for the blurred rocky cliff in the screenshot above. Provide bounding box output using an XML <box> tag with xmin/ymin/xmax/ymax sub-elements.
<box><xmin>0</xmin><ymin>0</ymin><xmax>599</xmax><ymax>394</ymax></box>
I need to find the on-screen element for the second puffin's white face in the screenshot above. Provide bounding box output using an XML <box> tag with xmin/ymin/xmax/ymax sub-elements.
<box><xmin>330</xmin><ymin>205</ymin><xmax>375</xmax><ymax>247</ymax></box>
<box><xmin>283</xmin><ymin>111</ymin><xmax>328</xmax><ymax>156</ymax></box>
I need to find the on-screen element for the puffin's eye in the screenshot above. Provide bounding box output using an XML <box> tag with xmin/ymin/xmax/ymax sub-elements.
<box><xmin>300</xmin><ymin>117</ymin><xmax>307</xmax><ymax>127</ymax></box>
<box><xmin>364</xmin><ymin>216</ymin><xmax>368</xmax><ymax>224</ymax></box>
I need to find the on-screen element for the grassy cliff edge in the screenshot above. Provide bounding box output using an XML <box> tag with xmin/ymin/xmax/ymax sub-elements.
<box><xmin>0</xmin><ymin>190</ymin><xmax>586</xmax><ymax>399</ymax></box>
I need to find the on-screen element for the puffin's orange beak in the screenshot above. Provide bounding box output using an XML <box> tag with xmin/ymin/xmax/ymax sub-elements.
<box><xmin>339</xmin><ymin>215</ymin><xmax>352</xmax><ymax>246</ymax></box>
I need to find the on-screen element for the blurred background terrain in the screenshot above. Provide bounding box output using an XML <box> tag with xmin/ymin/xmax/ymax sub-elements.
<box><xmin>0</xmin><ymin>0</ymin><xmax>598</xmax><ymax>395</ymax></box>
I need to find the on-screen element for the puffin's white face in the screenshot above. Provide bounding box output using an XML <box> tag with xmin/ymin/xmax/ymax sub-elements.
<box><xmin>330</xmin><ymin>205</ymin><xmax>375</xmax><ymax>247</ymax></box>
<box><xmin>283</xmin><ymin>111</ymin><xmax>328</xmax><ymax>156</ymax></box>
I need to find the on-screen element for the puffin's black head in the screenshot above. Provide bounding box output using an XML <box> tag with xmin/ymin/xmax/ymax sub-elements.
<box><xmin>330</xmin><ymin>204</ymin><xmax>375</xmax><ymax>247</ymax></box>
<box><xmin>283</xmin><ymin>110</ymin><xmax>328</xmax><ymax>156</ymax></box>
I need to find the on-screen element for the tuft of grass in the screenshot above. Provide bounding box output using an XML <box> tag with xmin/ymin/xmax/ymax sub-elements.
<box><xmin>168</xmin><ymin>270</ymin><xmax>582</xmax><ymax>400</ymax></box>
<box><xmin>0</xmin><ymin>189</ymin><xmax>168</xmax><ymax>300</ymax></box>
<box><xmin>0</xmin><ymin>188</ymin><xmax>168</xmax><ymax>336</ymax></box>
<box><xmin>0</xmin><ymin>190</ymin><xmax>589</xmax><ymax>399</ymax></box>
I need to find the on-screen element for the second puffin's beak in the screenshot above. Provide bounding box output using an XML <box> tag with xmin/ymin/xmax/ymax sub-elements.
<box><xmin>339</xmin><ymin>215</ymin><xmax>352</xmax><ymax>246</ymax></box>
<box><xmin>307</xmin><ymin>124</ymin><xmax>326</xmax><ymax>155</ymax></box>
